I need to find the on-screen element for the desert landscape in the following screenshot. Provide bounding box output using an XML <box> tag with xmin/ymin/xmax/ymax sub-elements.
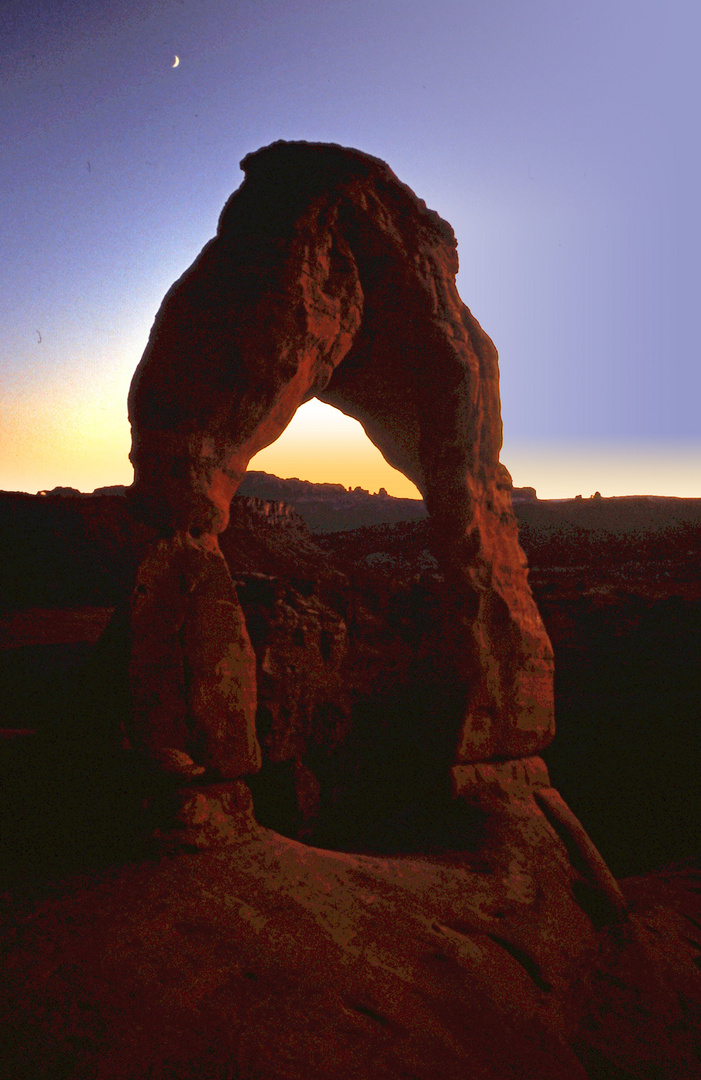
<box><xmin>2</xmin><ymin>475</ymin><xmax>701</xmax><ymax>875</ymax></box>
<box><xmin>1</xmin><ymin>139</ymin><xmax>700</xmax><ymax>1079</ymax></box>
<box><xmin>4</xmin><ymin>0</ymin><xmax>699</xmax><ymax>1068</ymax></box>
<box><xmin>1</xmin><ymin>473</ymin><xmax>700</xmax><ymax>1079</ymax></box>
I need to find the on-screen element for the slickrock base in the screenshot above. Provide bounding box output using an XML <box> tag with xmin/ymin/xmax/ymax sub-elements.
<box><xmin>144</xmin><ymin>778</ymin><xmax>258</xmax><ymax>852</ymax></box>
<box><xmin>453</xmin><ymin>755</ymin><xmax>627</xmax><ymax>924</ymax></box>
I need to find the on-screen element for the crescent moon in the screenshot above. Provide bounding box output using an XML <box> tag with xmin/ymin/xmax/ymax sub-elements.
<box><xmin>172</xmin><ymin>55</ymin><xmax>180</xmax><ymax>68</ymax></box>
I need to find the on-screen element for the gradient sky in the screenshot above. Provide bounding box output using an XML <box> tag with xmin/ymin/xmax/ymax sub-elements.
<box><xmin>2</xmin><ymin>0</ymin><xmax>698</xmax><ymax>499</ymax></box>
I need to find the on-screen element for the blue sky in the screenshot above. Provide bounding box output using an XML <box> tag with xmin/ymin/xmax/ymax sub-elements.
<box><xmin>2</xmin><ymin>0</ymin><xmax>698</xmax><ymax>497</ymax></box>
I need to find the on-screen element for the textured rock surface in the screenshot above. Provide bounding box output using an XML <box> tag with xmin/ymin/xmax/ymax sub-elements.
<box><xmin>2</xmin><ymin>487</ymin><xmax>699</xmax><ymax>870</ymax></box>
<box><xmin>2</xmin><ymin>475</ymin><xmax>700</xmax><ymax>1076</ymax></box>
<box><xmin>126</xmin><ymin>535</ymin><xmax>261</xmax><ymax>778</ymax></box>
<box><xmin>1</xmin><ymin>819</ymin><xmax>699</xmax><ymax>1080</ymax></box>
<box><xmin>127</xmin><ymin>140</ymin><xmax>554</xmax><ymax>774</ymax></box>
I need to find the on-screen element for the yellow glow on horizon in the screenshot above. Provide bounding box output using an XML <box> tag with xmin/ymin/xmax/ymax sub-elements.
<box><xmin>3</xmin><ymin>393</ymin><xmax>701</xmax><ymax>501</ymax></box>
<box><xmin>502</xmin><ymin>441</ymin><xmax>701</xmax><ymax>500</ymax></box>
<box><xmin>250</xmin><ymin>400</ymin><xmax>423</xmax><ymax>498</ymax></box>
<box><xmin>0</xmin><ymin>389</ymin><xmax>133</xmax><ymax>494</ymax></box>
<box><xmin>255</xmin><ymin>403</ymin><xmax>701</xmax><ymax>501</ymax></box>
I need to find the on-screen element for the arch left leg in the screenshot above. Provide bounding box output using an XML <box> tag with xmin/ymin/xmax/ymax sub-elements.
<box><xmin>126</xmin><ymin>223</ymin><xmax>364</xmax><ymax>777</ymax></box>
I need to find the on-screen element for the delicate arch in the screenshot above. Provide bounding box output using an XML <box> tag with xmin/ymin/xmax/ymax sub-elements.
<box><xmin>127</xmin><ymin>141</ymin><xmax>554</xmax><ymax>772</ymax></box>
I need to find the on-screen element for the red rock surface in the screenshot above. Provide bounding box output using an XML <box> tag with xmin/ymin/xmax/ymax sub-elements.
<box><xmin>1</xmin><ymin>487</ymin><xmax>699</xmax><ymax>872</ymax></box>
<box><xmin>0</xmin><ymin>815</ymin><xmax>698</xmax><ymax>1080</ymax></box>
<box><xmin>127</xmin><ymin>536</ymin><xmax>261</xmax><ymax>779</ymax></box>
<box><xmin>127</xmin><ymin>140</ymin><xmax>553</xmax><ymax>776</ymax></box>
<box><xmin>1</xmin><ymin>483</ymin><xmax>699</xmax><ymax>1077</ymax></box>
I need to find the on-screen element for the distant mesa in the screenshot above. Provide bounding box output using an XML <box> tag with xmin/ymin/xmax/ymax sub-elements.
<box><xmin>91</xmin><ymin>484</ymin><xmax>128</xmax><ymax>497</ymax></box>
<box><xmin>37</xmin><ymin>485</ymin><xmax>82</xmax><ymax>497</ymax></box>
<box><xmin>37</xmin><ymin>484</ymin><xmax>127</xmax><ymax>498</ymax></box>
<box><xmin>29</xmin><ymin>471</ymin><xmax>537</xmax><ymax>527</ymax></box>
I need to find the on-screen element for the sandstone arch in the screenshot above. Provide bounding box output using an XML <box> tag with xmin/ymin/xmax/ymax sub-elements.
<box><xmin>126</xmin><ymin>140</ymin><xmax>554</xmax><ymax>784</ymax></box>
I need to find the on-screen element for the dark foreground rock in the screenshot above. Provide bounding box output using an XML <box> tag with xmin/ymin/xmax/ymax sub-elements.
<box><xmin>1</xmin><ymin>486</ymin><xmax>700</xmax><ymax>873</ymax></box>
<box><xmin>0</xmin><ymin>812</ymin><xmax>699</xmax><ymax>1080</ymax></box>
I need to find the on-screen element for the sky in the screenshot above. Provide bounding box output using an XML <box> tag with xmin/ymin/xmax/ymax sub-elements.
<box><xmin>2</xmin><ymin>0</ymin><xmax>699</xmax><ymax>500</ymax></box>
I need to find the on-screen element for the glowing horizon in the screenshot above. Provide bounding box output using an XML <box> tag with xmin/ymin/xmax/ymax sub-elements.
<box><xmin>255</xmin><ymin>402</ymin><xmax>701</xmax><ymax>501</ymax></box>
<box><xmin>3</xmin><ymin>3</ymin><xmax>697</xmax><ymax>507</ymax></box>
<box><xmin>2</xmin><ymin>397</ymin><xmax>700</xmax><ymax>502</ymax></box>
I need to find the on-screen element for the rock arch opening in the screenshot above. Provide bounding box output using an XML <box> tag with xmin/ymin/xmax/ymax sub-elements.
<box><xmin>124</xmin><ymin>140</ymin><xmax>555</xmax><ymax>847</ymax></box>
<box><xmin>249</xmin><ymin>398</ymin><xmax>422</xmax><ymax>501</ymax></box>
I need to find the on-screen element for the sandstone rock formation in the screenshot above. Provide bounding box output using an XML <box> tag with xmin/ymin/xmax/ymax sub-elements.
<box><xmin>4</xmin><ymin>460</ymin><xmax>701</xmax><ymax>1075</ymax></box>
<box><xmin>1</xmin><ymin>813</ymin><xmax>699</xmax><ymax>1080</ymax></box>
<box><xmin>237</xmin><ymin>470</ymin><xmax>429</xmax><ymax>532</ymax></box>
<box><xmin>127</xmin><ymin>535</ymin><xmax>261</xmax><ymax>779</ymax></box>
<box><xmin>126</xmin><ymin>140</ymin><xmax>554</xmax><ymax>781</ymax></box>
<box><xmin>2</xmin><ymin>484</ymin><xmax>700</xmax><ymax>872</ymax></box>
